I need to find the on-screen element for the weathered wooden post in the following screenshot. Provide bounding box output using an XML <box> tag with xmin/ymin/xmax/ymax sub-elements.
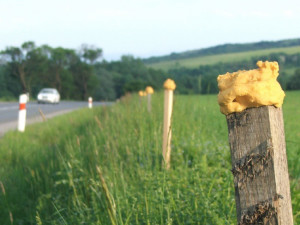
<box><xmin>138</xmin><ymin>90</ymin><xmax>144</xmax><ymax>105</ymax></box>
<box><xmin>18</xmin><ymin>94</ymin><xmax>27</xmax><ymax>132</ymax></box>
<box><xmin>217</xmin><ymin>61</ymin><xmax>293</xmax><ymax>224</ymax></box>
<box><xmin>145</xmin><ymin>86</ymin><xmax>154</xmax><ymax>112</ymax></box>
<box><xmin>162</xmin><ymin>79</ymin><xmax>176</xmax><ymax>169</ymax></box>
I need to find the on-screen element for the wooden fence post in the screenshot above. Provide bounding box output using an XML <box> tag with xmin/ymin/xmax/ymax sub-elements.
<box><xmin>226</xmin><ymin>106</ymin><xmax>293</xmax><ymax>224</ymax></box>
<box><xmin>217</xmin><ymin>61</ymin><xmax>293</xmax><ymax>224</ymax></box>
<box><xmin>162</xmin><ymin>79</ymin><xmax>176</xmax><ymax>169</ymax></box>
<box><xmin>138</xmin><ymin>90</ymin><xmax>144</xmax><ymax>105</ymax></box>
<box><xmin>218</xmin><ymin>61</ymin><xmax>293</xmax><ymax>225</ymax></box>
<box><xmin>145</xmin><ymin>86</ymin><xmax>154</xmax><ymax>113</ymax></box>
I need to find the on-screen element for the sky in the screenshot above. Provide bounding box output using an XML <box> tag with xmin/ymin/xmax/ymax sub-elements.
<box><xmin>0</xmin><ymin>0</ymin><xmax>299</xmax><ymax>61</ymax></box>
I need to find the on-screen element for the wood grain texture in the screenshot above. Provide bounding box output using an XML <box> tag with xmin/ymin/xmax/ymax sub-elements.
<box><xmin>226</xmin><ymin>106</ymin><xmax>293</xmax><ymax>225</ymax></box>
<box><xmin>162</xmin><ymin>89</ymin><xmax>173</xmax><ymax>169</ymax></box>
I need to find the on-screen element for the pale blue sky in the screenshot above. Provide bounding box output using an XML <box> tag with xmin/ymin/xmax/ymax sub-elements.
<box><xmin>0</xmin><ymin>0</ymin><xmax>299</xmax><ymax>60</ymax></box>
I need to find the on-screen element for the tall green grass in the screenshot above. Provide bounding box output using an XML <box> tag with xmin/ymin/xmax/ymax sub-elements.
<box><xmin>0</xmin><ymin>92</ymin><xmax>299</xmax><ymax>224</ymax></box>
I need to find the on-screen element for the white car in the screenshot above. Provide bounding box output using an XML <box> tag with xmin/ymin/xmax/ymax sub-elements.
<box><xmin>37</xmin><ymin>88</ymin><xmax>60</xmax><ymax>104</ymax></box>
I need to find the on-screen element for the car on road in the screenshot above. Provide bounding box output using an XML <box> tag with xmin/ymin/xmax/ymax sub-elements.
<box><xmin>37</xmin><ymin>88</ymin><xmax>60</xmax><ymax>104</ymax></box>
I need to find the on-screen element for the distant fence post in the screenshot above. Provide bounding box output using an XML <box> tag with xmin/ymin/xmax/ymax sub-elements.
<box><xmin>18</xmin><ymin>94</ymin><xmax>27</xmax><ymax>132</ymax></box>
<box><xmin>162</xmin><ymin>79</ymin><xmax>176</xmax><ymax>169</ymax></box>
<box><xmin>88</xmin><ymin>97</ymin><xmax>93</xmax><ymax>109</ymax></box>
<box><xmin>145</xmin><ymin>86</ymin><xmax>154</xmax><ymax>112</ymax></box>
<box><xmin>226</xmin><ymin>106</ymin><xmax>293</xmax><ymax>224</ymax></box>
<box><xmin>138</xmin><ymin>90</ymin><xmax>144</xmax><ymax>105</ymax></box>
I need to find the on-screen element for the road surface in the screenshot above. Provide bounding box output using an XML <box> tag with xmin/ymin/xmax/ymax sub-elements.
<box><xmin>0</xmin><ymin>101</ymin><xmax>111</xmax><ymax>136</ymax></box>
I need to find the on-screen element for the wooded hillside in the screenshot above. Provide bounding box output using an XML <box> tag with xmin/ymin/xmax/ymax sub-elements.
<box><xmin>143</xmin><ymin>38</ymin><xmax>300</xmax><ymax>64</ymax></box>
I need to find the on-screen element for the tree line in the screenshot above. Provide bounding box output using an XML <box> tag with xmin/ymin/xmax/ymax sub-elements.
<box><xmin>0</xmin><ymin>41</ymin><xmax>168</xmax><ymax>101</ymax></box>
<box><xmin>168</xmin><ymin>52</ymin><xmax>300</xmax><ymax>94</ymax></box>
<box><xmin>1</xmin><ymin>41</ymin><xmax>300</xmax><ymax>101</ymax></box>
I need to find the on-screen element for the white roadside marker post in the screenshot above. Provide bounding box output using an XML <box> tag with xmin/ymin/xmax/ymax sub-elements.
<box><xmin>145</xmin><ymin>86</ymin><xmax>154</xmax><ymax>113</ymax></box>
<box><xmin>18</xmin><ymin>94</ymin><xmax>27</xmax><ymax>132</ymax></box>
<box><xmin>162</xmin><ymin>79</ymin><xmax>176</xmax><ymax>169</ymax></box>
<box><xmin>88</xmin><ymin>97</ymin><xmax>93</xmax><ymax>109</ymax></box>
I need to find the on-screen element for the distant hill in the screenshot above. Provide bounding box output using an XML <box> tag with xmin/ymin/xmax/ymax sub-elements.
<box><xmin>145</xmin><ymin>46</ymin><xmax>300</xmax><ymax>71</ymax></box>
<box><xmin>143</xmin><ymin>38</ymin><xmax>300</xmax><ymax>95</ymax></box>
<box><xmin>143</xmin><ymin>38</ymin><xmax>300</xmax><ymax>64</ymax></box>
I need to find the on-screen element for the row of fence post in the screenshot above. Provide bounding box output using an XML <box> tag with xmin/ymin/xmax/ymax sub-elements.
<box><xmin>140</xmin><ymin>77</ymin><xmax>293</xmax><ymax>224</ymax></box>
<box><xmin>15</xmin><ymin>75</ymin><xmax>294</xmax><ymax>224</ymax></box>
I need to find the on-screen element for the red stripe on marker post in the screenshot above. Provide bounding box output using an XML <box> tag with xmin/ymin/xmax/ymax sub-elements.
<box><xmin>19</xmin><ymin>103</ymin><xmax>26</xmax><ymax>110</ymax></box>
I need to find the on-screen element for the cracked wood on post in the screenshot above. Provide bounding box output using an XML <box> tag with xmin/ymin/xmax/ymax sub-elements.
<box><xmin>226</xmin><ymin>106</ymin><xmax>293</xmax><ymax>225</ymax></box>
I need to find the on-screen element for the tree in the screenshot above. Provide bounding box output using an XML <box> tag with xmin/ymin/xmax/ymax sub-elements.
<box><xmin>93</xmin><ymin>66</ymin><xmax>116</xmax><ymax>100</ymax></box>
<box><xmin>24</xmin><ymin>46</ymin><xmax>48</xmax><ymax>95</ymax></box>
<box><xmin>50</xmin><ymin>47</ymin><xmax>77</xmax><ymax>93</ymax></box>
<box><xmin>70</xmin><ymin>60</ymin><xmax>97</xmax><ymax>100</ymax></box>
<box><xmin>79</xmin><ymin>44</ymin><xmax>102</xmax><ymax>64</ymax></box>
<box><xmin>70</xmin><ymin>45</ymin><xmax>102</xmax><ymax>100</ymax></box>
<box><xmin>0</xmin><ymin>41</ymin><xmax>36</xmax><ymax>93</ymax></box>
<box><xmin>0</xmin><ymin>65</ymin><xmax>17</xmax><ymax>98</ymax></box>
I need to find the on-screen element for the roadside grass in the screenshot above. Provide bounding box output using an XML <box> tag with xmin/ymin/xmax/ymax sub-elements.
<box><xmin>0</xmin><ymin>96</ymin><xmax>17</xmax><ymax>102</ymax></box>
<box><xmin>0</xmin><ymin>91</ymin><xmax>299</xmax><ymax>224</ymax></box>
<box><xmin>146</xmin><ymin>46</ymin><xmax>300</xmax><ymax>71</ymax></box>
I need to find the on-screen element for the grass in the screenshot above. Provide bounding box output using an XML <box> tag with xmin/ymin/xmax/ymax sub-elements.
<box><xmin>0</xmin><ymin>91</ymin><xmax>299</xmax><ymax>224</ymax></box>
<box><xmin>147</xmin><ymin>46</ymin><xmax>300</xmax><ymax>71</ymax></box>
<box><xmin>0</xmin><ymin>96</ymin><xmax>17</xmax><ymax>101</ymax></box>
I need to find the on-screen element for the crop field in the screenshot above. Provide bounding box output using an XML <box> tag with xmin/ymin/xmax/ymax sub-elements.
<box><xmin>0</xmin><ymin>91</ymin><xmax>299</xmax><ymax>224</ymax></box>
<box><xmin>147</xmin><ymin>46</ymin><xmax>300</xmax><ymax>71</ymax></box>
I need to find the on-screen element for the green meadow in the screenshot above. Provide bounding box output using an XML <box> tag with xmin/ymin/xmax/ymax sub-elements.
<box><xmin>147</xmin><ymin>46</ymin><xmax>300</xmax><ymax>71</ymax></box>
<box><xmin>0</xmin><ymin>92</ymin><xmax>299</xmax><ymax>224</ymax></box>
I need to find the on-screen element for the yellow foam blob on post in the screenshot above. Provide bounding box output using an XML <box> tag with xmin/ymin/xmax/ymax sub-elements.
<box><xmin>217</xmin><ymin>61</ymin><xmax>285</xmax><ymax>115</ymax></box>
<box><xmin>138</xmin><ymin>90</ymin><xmax>144</xmax><ymax>96</ymax></box>
<box><xmin>164</xmin><ymin>79</ymin><xmax>176</xmax><ymax>90</ymax></box>
<box><xmin>145</xmin><ymin>86</ymin><xmax>154</xmax><ymax>94</ymax></box>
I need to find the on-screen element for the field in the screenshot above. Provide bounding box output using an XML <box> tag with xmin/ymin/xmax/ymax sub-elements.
<box><xmin>146</xmin><ymin>46</ymin><xmax>300</xmax><ymax>71</ymax></box>
<box><xmin>0</xmin><ymin>92</ymin><xmax>299</xmax><ymax>224</ymax></box>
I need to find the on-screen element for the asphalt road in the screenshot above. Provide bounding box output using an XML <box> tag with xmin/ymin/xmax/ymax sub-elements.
<box><xmin>0</xmin><ymin>100</ymin><xmax>111</xmax><ymax>136</ymax></box>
